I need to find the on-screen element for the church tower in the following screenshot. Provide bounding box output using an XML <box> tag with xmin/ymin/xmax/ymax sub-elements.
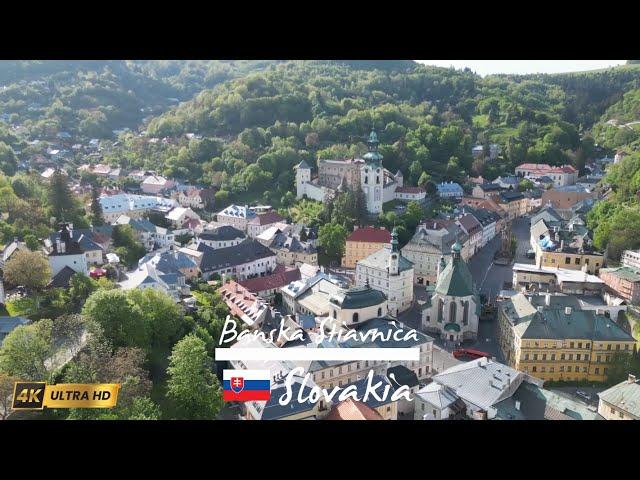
<box><xmin>389</xmin><ymin>227</ymin><xmax>400</xmax><ymax>275</ymax></box>
<box><xmin>362</xmin><ymin>127</ymin><xmax>384</xmax><ymax>214</ymax></box>
<box><xmin>295</xmin><ymin>160</ymin><xmax>311</xmax><ymax>199</ymax></box>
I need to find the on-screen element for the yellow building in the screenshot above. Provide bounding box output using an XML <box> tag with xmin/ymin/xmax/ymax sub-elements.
<box><xmin>498</xmin><ymin>293</ymin><xmax>636</xmax><ymax>383</ymax></box>
<box><xmin>497</xmin><ymin>191</ymin><xmax>529</xmax><ymax>220</ymax></box>
<box><xmin>536</xmin><ymin>249</ymin><xmax>604</xmax><ymax>275</ymax></box>
<box><xmin>342</xmin><ymin>226</ymin><xmax>391</xmax><ymax>268</ymax></box>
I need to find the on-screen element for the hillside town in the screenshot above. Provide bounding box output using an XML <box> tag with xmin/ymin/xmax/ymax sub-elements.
<box><xmin>2</xmin><ymin>121</ymin><xmax>638</xmax><ymax>422</ymax></box>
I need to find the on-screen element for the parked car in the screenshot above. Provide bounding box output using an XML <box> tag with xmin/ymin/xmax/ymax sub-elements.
<box><xmin>576</xmin><ymin>390</ymin><xmax>592</xmax><ymax>402</ymax></box>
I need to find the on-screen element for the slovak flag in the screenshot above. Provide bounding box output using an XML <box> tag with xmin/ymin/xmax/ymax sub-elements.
<box><xmin>223</xmin><ymin>369</ymin><xmax>271</xmax><ymax>402</ymax></box>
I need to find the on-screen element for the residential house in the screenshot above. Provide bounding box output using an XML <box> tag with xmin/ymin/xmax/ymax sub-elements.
<box><xmin>498</xmin><ymin>190</ymin><xmax>528</xmax><ymax>220</ymax></box>
<box><xmin>436</xmin><ymin>181</ymin><xmax>463</xmax><ymax>199</ymax></box>
<box><xmin>456</xmin><ymin>213</ymin><xmax>483</xmax><ymax>256</ymax></box>
<box><xmin>99</xmin><ymin>194</ymin><xmax>178</xmax><ymax>224</ymax></box>
<box><xmin>515</xmin><ymin>163</ymin><xmax>578</xmax><ymax>186</ymax></box>
<box><xmin>599</xmin><ymin>266</ymin><xmax>640</xmax><ymax>304</ymax></box>
<box><xmin>622</xmin><ymin>249</ymin><xmax>640</xmax><ymax>270</ymax></box>
<box><xmin>512</xmin><ymin>263</ymin><xmax>605</xmax><ymax>296</ymax></box>
<box><xmin>197</xmin><ymin>225</ymin><xmax>246</xmax><ymax>249</ymax></box>
<box><xmin>48</xmin><ymin>223</ymin><xmax>88</xmax><ymax>285</ymax></box>
<box><xmin>395</xmin><ymin>186</ymin><xmax>426</xmax><ymax>202</ymax></box>
<box><xmin>48</xmin><ymin>227</ymin><xmax>104</xmax><ymax>266</ymax></box>
<box><xmin>597</xmin><ymin>374</ymin><xmax>640</xmax><ymax>420</ymax></box>
<box><xmin>261</xmin><ymin>230</ymin><xmax>318</xmax><ymax>267</ymax></box>
<box><xmin>165</xmin><ymin>207</ymin><xmax>200</xmax><ymax>229</ymax></box>
<box><xmin>342</xmin><ymin>226</ymin><xmax>391</xmax><ymax>269</ymax></box>
<box><xmin>247</xmin><ymin>211</ymin><xmax>286</xmax><ymax>239</ymax></box>
<box><xmin>216</xmin><ymin>204</ymin><xmax>257</xmax><ymax>232</ymax></box>
<box><xmin>197</xmin><ymin>239</ymin><xmax>277</xmax><ymax>281</ymax></box>
<box><xmin>138</xmin><ymin>247</ymin><xmax>199</xmax><ymax>281</ymax></box>
<box><xmin>176</xmin><ymin>187</ymin><xmax>216</xmax><ymax>210</ymax></box>
<box><xmin>541</xmin><ymin>185</ymin><xmax>598</xmax><ymax>219</ymax></box>
<box><xmin>401</xmin><ymin>221</ymin><xmax>470</xmax><ymax>286</ymax></box>
<box><xmin>115</xmin><ymin>215</ymin><xmax>175</xmax><ymax>251</ymax></box>
<box><xmin>472</xmin><ymin>183</ymin><xmax>502</xmax><ymax>200</ymax></box>
<box><xmin>141</xmin><ymin>175</ymin><xmax>174</xmax><ymax>195</ymax></box>
<box><xmin>238</xmin><ymin>266</ymin><xmax>301</xmax><ymax>300</ymax></box>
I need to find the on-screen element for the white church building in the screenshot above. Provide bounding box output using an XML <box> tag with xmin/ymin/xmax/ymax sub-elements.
<box><xmin>296</xmin><ymin>129</ymin><xmax>416</xmax><ymax>214</ymax></box>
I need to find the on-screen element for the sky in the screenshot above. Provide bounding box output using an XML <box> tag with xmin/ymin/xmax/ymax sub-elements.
<box><xmin>416</xmin><ymin>60</ymin><xmax>627</xmax><ymax>76</ymax></box>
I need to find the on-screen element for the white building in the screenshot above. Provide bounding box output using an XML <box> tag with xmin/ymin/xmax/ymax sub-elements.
<box><xmin>48</xmin><ymin>223</ymin><xmax>89</xmax><ymax>280</ymax></box>
<box><xmin>296</xmin><ymin>129</ymin><xmax>407</xmax><ymax>215</ymax></box>
<box><xmin>197</xmin><ymin>239</ymin><xmax>277</xmax><ymax>281</ymax></box>
<box><xmin>355</xmin><ymin>228</ymin><xmax>414</xmax><ymax>316</ymax></box>
<box><xmin>197</xmin><ymin>225</ymin><xmax>246</xmax><ymax>249</ymax></box>
<box><xmin>99</xmin><ymin>194</ymin><xmax>178</xmax><ymax>224</ymax></box>
<box><xmin>436</xmin><ymin>181</ymin><xmax>464</xmax><ymax>199</ymax></box>
<box><xmin>141</xmin><ymin>175</ymin><xmax>174</xmax><ymax>194</ymax></box>
<box><xmin>216</xmin><ymin>204</ymin><xmax>257</xmax><ymax>232</ymax></box>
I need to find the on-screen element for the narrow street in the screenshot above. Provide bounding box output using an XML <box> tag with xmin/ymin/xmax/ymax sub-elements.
<box><xmin>399</xmin><ymin>215</ymin><xmax>534</xmax><ymax>365</ymax></box>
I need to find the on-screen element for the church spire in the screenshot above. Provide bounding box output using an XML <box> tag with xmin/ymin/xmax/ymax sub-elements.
<box><xmin>367</xmin><ymin>126</ymin><xmax>379</xmax><ymax>151</ymax></box>
<box><xmin>390</xmin><ymin>226</ymin><xmax>399</xmax><ymax>252</ymax></box>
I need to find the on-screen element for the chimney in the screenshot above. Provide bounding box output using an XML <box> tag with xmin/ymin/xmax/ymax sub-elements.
<box><xmin>545</xmin><ymin>293</ymin><xmax>551</xmax><ymax>306</ymax></box>
<box><xmin>515</xmin><ymin>400</ymin><xmax>521</xmax><ymax>411</ymax></box>
<box><xmin>629</xmin><ymin>374</ymin><xmax>637</xmax><ymax>384</ymax></box>
<box><xmin>560</xmin><ymin>240</ymin><xmax>565</xmax><ymax>251</ymax></box>
<box><xmin>536</xmin><ymin>306</ymin><xmax>544</xmax><ymax>313</ymax></box>
<box><xmin>564</xmin><ymin>306</ymin><xmax>572</xmax><ymax>315</ymax></box>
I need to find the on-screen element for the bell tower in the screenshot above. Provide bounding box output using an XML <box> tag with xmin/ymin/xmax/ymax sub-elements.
<box><xmin>389</xmin><ymin>227</ymin><xmax>400</xmax><ymax>275</ymax></box>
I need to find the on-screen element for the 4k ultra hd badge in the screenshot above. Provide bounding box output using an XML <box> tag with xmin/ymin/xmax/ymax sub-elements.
<box><xmin>12</xmin><ymin>382</ymin><xmax>47</xmax><ymax>410</ymax></box>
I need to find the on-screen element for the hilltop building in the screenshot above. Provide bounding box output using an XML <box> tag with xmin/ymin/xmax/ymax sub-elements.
<box><xmin>295</xmin><ymin>128</ymin><xmax>414</xmax><ymax>215</ymax></box>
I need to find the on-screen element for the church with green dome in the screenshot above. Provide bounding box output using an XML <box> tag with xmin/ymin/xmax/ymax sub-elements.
<box><xmin>295</xmin><ymin>127</ymin><xmax>422</xmax><ymax>214</ymax></box>
<box><xmin>421</xmin><ymin>242</ymin><xmax>481</xmax><ymax>343</ymax></box>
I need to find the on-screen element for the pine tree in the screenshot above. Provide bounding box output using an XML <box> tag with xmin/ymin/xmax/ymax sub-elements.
<box><xmin>90</xmin><ymin>185</ymin><xmax>104</xmax><ymax>226</ymax></box>
<box><xmin>48</xmin><ymin>170</ymin><xmax>75</xmax><ymax>221</ymax></box>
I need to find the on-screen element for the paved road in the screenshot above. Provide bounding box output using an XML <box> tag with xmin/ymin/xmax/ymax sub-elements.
<box><xmin>399</xmin><ymin>215</ymin><xmax>536</xmax><ymax>366</ymax></box>
<box><xmin>467</xmin><ymin>216</ymin><xmax>533</xmax><ymax>301</ymax></box>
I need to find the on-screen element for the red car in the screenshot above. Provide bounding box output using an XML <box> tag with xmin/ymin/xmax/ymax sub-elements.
<box><xmin>453</xmin><ymin>348</ymin><xmax>491</xmax><ymax>360</ymax></box>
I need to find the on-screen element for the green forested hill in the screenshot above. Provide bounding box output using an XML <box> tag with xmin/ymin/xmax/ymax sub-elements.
<box><xmin>0</xmin><ymin>60</ymin><xmax>280</xmax><ymax>140</ymax></box>
<box><xmin>108</xmin><ymin>60</ymin><xmax>638</xmax><ymax>205</ymax></box>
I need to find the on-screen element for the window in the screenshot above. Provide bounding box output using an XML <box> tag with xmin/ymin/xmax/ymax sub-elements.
<box><xmin>449</xmin><ymin>302</ymin><xmax>457</xmax><ymax>323</ymax></box>
<box><xmin>565</xmin><ymin>257</ymin><xmax>571</xmax><ymax>264</ymax></box>
<box><xmin>378</xmin><ymin>307</ymin><xmax>382</xmax><ymax>316</ymax></box>
<box><xmin>551</xmin><ymin>354</ymin><xmax>556</xmax><ymax>361</ymax></box>
<box><xmin>437</xmin><ymin>299</ymin><xmax>444</xmax><ymax>323</ymax></box>
<box><xmin>533</xmin><ymin>354</ymin><xmax>538</xmax><ymax>361</ymax></box>
<box><xmin>525</xmin><ymin>354</ymin><xmax>529</xmax><ymax>360</ymax></box>
<box><xmin>576</xmin><ymin>354</ymin><xmax>581</xmax><ymax>361</ymax></box>
<box><xmin>575</xmin><ymin>258</ymin><xmax>580</xmax><ymax>265</ymax></box>
<box><xmin>567</xmin><ymin>366</ymin><xmax>572</xmax><ymax>372</ymax></box>
<box><xmin>595</xmin><ymin>368</ymin><xmax>599</xmax><ymax>375</ymax></box>
<box><xmin>463</xmin><ymin>301</ymin><xmax>469</xmax><ymax>326</ymax></box>
<box><xmin>570</xmin><ymin>342</ymin><xmax>574</xmax><ymax>349</ymax></box>
<box><xmin>352</xmin><ymin>313</ymin><xmax>359</xmax><ymax>323</ymax></box>
<box><xmin>607</xmin><ymin>344</ymin><xmax>611</xmax><ymax>351</ymax></box>
<box><xmin>532</xmin><ymin>366</ymin><xmax>537</xmax><ymax>372</ymax></box>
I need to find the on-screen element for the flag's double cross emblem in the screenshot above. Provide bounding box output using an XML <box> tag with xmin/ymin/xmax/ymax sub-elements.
<box><xmin>231</xmin><ymin>377</ymin><xmax>244</xmax><ymax>393</ymax></box>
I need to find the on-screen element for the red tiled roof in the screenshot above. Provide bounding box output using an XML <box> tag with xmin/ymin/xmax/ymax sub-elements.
<box><xmin>249</xmin><ymin>211</ymin><xmax>285</xmax><ymax>225</ymax></box>
<box><xmin>238</xmin><ymin>267</ymin><xmax>301</xmax><ymax>293</ymax></box>
<box><xmin>516</xmin><ymin>163</ymin><xmax>576</xmax><ymax>174</ymax></box>
<box><xmin>395</xmin><ymin>186</ymin><xmax>425</xmax><ymax>194</ymax></box>
<box><xmin>346</xmin><ymin>226</ymin><xmax>392</xmax><ymax>243</ymax></box>
<box><xmin>325</xmin><ymin>399</ymin><xmax>384</xmax><ymax>420</ymax></box>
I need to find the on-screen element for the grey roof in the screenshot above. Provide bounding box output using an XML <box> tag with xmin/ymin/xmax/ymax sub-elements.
<box><xmin>197</xmin><ymin>239</ymin><xmax>275</xmax><ymax>272</ymax></box>
<box><xmin>416</xmin><ymin>382</ymin><xmax>460</xmax><ymax>410</ymax></box>
<box><xmin>531</xmin><ymin>205</ymin><xmax>563</xmax><ymax>226</ymax></box>
<box><xmin>501</xmin><ymin>293</ymin><xmax>635</xmax><ymax>342</ymax></box>
<box><xmin>434</xmin><ymin>250</ymin><xmax>475</xmax><ymax>297</ymax></box>
<box><xmin>495</xmin><ymin>381</ymin><xmax>603</xmax><ymax>420</ymax></box>
<box><xmin>433</xmin><ymin>357</ymin><xmax>525</xmax><ymax>412</ymax></box>
<box><xmin>296</xmin><ymin>160</ymin><xmax>311</xmax><ymax>170</ymax></box>
<box><xmin>329</xmin><ymin>285</ymin><xmax>387</xmax><ymax>309</ymax></box>
<box><xmin>357</xmin><ymin>246</ymin><xmax>413</xmax><ymax>273</ymax></box>
<box><xmin>0</xmin><ymin>316</ymin><xmax>29</xmax><ymax>337</ymax></box>
<box><xmin>48</xmin><ymin>266</ymin><xmax>78</xmax><ymax>288</ymax></box>
<box><xmin>199</xmin><ymin>225</ymin><xmax>245</xmax><ymax>242</ymax></box>
<box><xmin>140</xmin><ymin>249</ymin><xmax>197</xmax><ymax>273</ymax></box>
<box><xmin>500</xmin><ymin>190</ymin><xmax>525</xmax><ymax>202</ymax></box>
<box><xmin>387</xmin><ymin>365</ymin><xmax>419</xmax><ymax>389</ymax></box>
<box><xmin>268</xmin><ymin>232</ymin><xmax>316</xmax><ymax>254</ymax></box>
<box><xmin>598</xmin><ymin>377</ymin><xmax>640</xmax><ymax>418</ymax></box>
